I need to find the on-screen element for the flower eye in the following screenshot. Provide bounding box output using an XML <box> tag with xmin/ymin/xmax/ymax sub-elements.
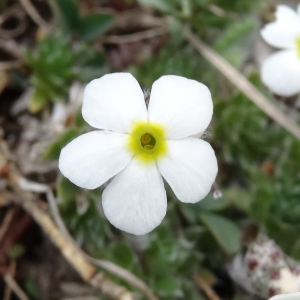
<box><xmin>140</xmin><ymin>133</ymin><xmax>156</xmax><ymax>150</ymax></box>
<box><xmin>128</xmin><ymin>121</ymin><xmax>167</xmax><ymax>163</ymax></box>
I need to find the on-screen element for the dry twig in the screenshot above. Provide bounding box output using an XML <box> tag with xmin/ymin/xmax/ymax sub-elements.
<box><xmin>183</xmin><ymin>27</ymin><xmax>300</xmax><ymax>140</ymax></box>
<box><xmin>18</xmin><ymin>178</ymin><xmax>158</xmax><ymax>300</ymax></box>
<box><xmin>0</xmin><ymin>39</ymin><xmax>23</xmax><ymax>59</ymax></box>
<box><xmin>61</xmin><ymin>297</ymin><xmax>99</xmax><ymax>300</ymax></box>
<box><xmin>208</xmin><ymin>4</ymin><xmax>226</xmax><ymax>17</ymax></box>
<box><xmin>87</xmin><ymin>257</ymin><xmax>158</xmax><ymax>300</ymax></box>
<box><xmin>104</xmin><ymin>27</ymin><xmax>168</xmax><ymax>44</ymax></box>
<box><xmin>0</xmin><ymin>5</ymin><xmax>27</xmax><ymax>39</ymax></box>
<box><xmin>0</xmin><ymin>61</ymin><xmax>23</xmax><ymax>70</ymax></box>
<box><xmin>3</xmin><ymin>274</ymin><xmax>30</xmax><ymax>300</ymax></box>
<box><xmin>19</xmin><ymin>0</ymin><xmax>49</xmax><ymax>30</ymax></box>
<box><xmin>3</xmin><ymin>283</ymin><xmax>12</xmax><ymax>300</ymax></box>
<box><xmin>3</xmin><ymin>262</ymin><xmax>16</xmax><ymax>300</ymax></box>
<box><xmin>193</xmin><ymin>273</ymin><xmax>220</xmax><ymax>300</ymax></box>
<box><xmin>0</xmin><ymin>208</ymin><xmax>15</xmax><ymax>242</ymax></box>
<box><xmin>11</xmin><ymin>186</ymin><xmax>133</xmax><ymax>300</ymax></box>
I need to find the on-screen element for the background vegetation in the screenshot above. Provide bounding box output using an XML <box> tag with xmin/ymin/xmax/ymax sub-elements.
<box><xmin>0</xmin><ymin>0</ymin><xmax>300</xmax><ymax>299</ymax></box>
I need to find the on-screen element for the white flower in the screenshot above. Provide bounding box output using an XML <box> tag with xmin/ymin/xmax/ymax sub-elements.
<box><xmin>261</xmin><ymin>5</ymin><xmax>300</xmax><ymax>97</ymax></box>
<box><xmin>59</xmin><ymin>73</ymin><xmax>218</xmax><ymax>235</ymax></box>
<box><xmin>269</xmin><ymin>293</ymin><xmax>300</xmax><ymax>300</ymax></box>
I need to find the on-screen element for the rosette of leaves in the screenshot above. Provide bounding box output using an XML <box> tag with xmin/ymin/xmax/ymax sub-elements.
<box><xmin>23</xmin><ymin>35</ymin><xmax>106</xmax><ymax>113</ymax></box>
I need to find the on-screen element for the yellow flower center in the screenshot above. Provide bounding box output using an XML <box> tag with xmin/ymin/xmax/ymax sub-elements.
<box><xmin>128</xmin><ymin>121</ymin><xmax>167</xmax><ymax>163</ymax></box>
<box><xmin>296</xmin><ymin>37</ymin><xmax>300</xmax><ymax>57</ymax></box>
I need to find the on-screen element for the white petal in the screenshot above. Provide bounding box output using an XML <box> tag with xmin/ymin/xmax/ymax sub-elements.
<box><xmin>261</xmin><ymin>5</ymin><xmax>300</xmax><ymax>49</ymax></box>
<box><xmin>157</xmin><ymin>138</ymin><xmax>218</xmax><ymax>203</ymax></box>
<box><xmin>269</xmin><ymin>293</ymin><xmax>300</xmax><ymax>300</ymax></box>
<box><xmin>82</xmin><ymin>73</ymin><xmax>147</xmax><ymax>133</ymax></box>
<box><xmin>59</xmin><ymin>130</ymin><xmax>132</xmax><ymax>189</ymax></box>
<box><xmin>148</xmin><ymin>75</ymin><xmax>213</xmax><ymax>139</ymax></box>
<box><xmin>261</xmin><ymin>50</ymin><xmax>300</xmax><ymax>97</ymax></box>
<box><xmin>102</xmin><ymin>158</ymin><xmax>167</xmax><ymax>235</ymax></box>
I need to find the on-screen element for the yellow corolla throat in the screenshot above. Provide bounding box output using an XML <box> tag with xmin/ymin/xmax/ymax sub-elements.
<box><xmin>128</xmin><ymin>121</ymin><xmax>168</xmax><ymax>163</ymax></box>
<box><xmin>297</xmin><ymin>37</ymin><xmax>300</xmax><ymax>57</ymax></box>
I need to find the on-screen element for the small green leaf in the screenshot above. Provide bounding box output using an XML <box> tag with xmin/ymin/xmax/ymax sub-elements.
<box><xmin>196</xmin><ymin>193</ymin><xmax>230</xmax><ymax>211</ymax></box>
<box><xmin>55</xmin><ymin>0</ymin><xmax>80</xmax><ymax>32</ymax></box>
<box><xmin>225</xmin><ymin>188</ymin><xmax>253</xmax><ymax>212</ymax></box>
<box><xmin>111</xmin><ymin>242</ymin><xmax>133</xmax><ymax>268</ymax></box>
<box><xmin>8</xmin><ymin>244</ymin><xmax>25</xmax><ymax>259</ymax></box>
<box><xmin>57</xmin><ymin>176</ymin><xmax>79</xmax><ymax>204</ymax></box>
<box><xmin>137</xmin><ymin>0</ymin><xmax>174</xmax><ymax>12</ymax></box>
<box><xmin>23</xmin><ymin>277</ymin><xmax>41</xmax><ymax>300</ymax></box>
<box><xmin>181</xmin><ymin>194</ymin><xmax>229</xmax><ymax>223</ymax></box>
<box><xmin>200</xmin><ymin>213</ymin><xmax>241</xmax><ymax>255</ymax></box>
<box><xmin>75</xmin><ymin>108</ymin><xmax>86</xmax><ymax>127</ymax></box>
<box><xmin>290</xmin><ymin>239</ymin><xmax>300</xmax><ymax>261</ymax></box>
<box><xmin>156</xmin><ymin>276</ymin><xmax>182</xmax><ymax>297</ymax></box>
<box><xmin>192</xmin><ymin>0</ymin><xmax>208</xmax><ymax>6</ymax></box>
<box><xmin>44</xmin><ymin>128</ymin><xmax>79</xmax><ymax>160</ymax></box>
<box><xmin>250</xmin><ymin>172</ymin><xmax>274</xmax><ymax>223</ymax></box>
<box><xmin>79</xmin><ymin>13</ymin><xmax>114</xmax><ymax>41</ymax></box>
<box><xmin>29</xmin><ymin>89</ymin><xmax>48</xmax><ymax>113</ymax></box>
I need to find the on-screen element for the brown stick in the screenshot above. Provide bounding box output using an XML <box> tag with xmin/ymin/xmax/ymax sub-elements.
<box><xmin>18</xmin><ymin>178</ymin><xmax>158</xmax><ymax>300</ymax></box>
<box><xmin>3</xmin><ymin>274</ymin><xmax>30</xmax><ymax>300</ymax></box>
<box><xmin>8</xmin><ymin>184</ymin><xmax>133</xmax><ymax>300</ymax></box>
<box><xmin>103</xmin><ymin>27</ymin><xmax>168</xmax><ymax>44</ymax></box>
<box><xmin>0</xmin><ymin>208</ymin><xmax>15</xmax><ymax>242</ymax></box>
<box><xmin>0</xmin><ymin>39</ymin><xmax>23</xmax><ymax>59</ymax></box>
<box><xmin>19</xmin><ymin>0</ymin><xmax>49</xmax><ymax>30</ymax></box>
<box><xmin>193</xmin><ymin>273</ymin><xmax>220</xmax><ymax>300</ymax></box>
<box><xmin>183</xmin><ymin>27</ymin><xmax>300</xmax><ymax>140</ymax></box>
<box><xmin>0</xmin><ymin>61</ymin><xmax>23</xmax><ymax>71</ymax></box>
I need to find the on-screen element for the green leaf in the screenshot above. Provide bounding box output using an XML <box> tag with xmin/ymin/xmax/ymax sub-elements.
<box><xmin>79</xmin><ymin>13</ymin><xmax>114</xmax><ymax>41</ymax></box>
<box><xmin>55</xmin><ymin>0</ymin><xmax>80</xmax><ymax>32</ymax></box>
<box><xmin>8</xmin><ymin>244</ymin><xmax>25</xmax><ymax>259</ymax></box>
<box><xmin>137</xmin><ymin>0</ymin><xmax>174</xmax><ymax>12</ymax></box>
<box><xmin>250</xmin><ymin>172</ymin><xmax>274</xmax><ymax>223</ymax></box>
<box><xmin>29</xmin><ymin>89</ymin><xmax>48</xmax><ymax>113</ymax></box>
<box><xmin>156</xmin><ymin>276</ymin><xmax>182</xmax><ymax>297</ymax></box>
<box><xmin>225</xmin><ymin>188</ymin><xmax>253</xmax><ymax>212</ymax></box>
<box><xmin>192</xmin><ymin>0</ymin><xmax>208</xmax><ymax>6</ymax></box>
<box><xmin>44</xmin><ymin>128</ymin><xmax>79</xmax><ymax>160</ymax></box>
<box><xmin>111</xmin><ymin>242</ymin><xmax>133</xmax><ymax>268</ymax></box>
<box><xmin>180</xmin><ymin>193</ymin><xmax>230</xmax><ymax>224</ymax></box>
<box><xmin>57</xmin><ymin>176</ymin><xmax>79</xmax><ymax>204</ymax></box>
<box><xmin>199</xmin><ymin>213</ymin><xmax>241</xmax><ymax>255</ymax></box>
<box><xmin>75</xmin><ymin>109</ymin><xmax>86</xmax><ymax>127</ymax></box>
<box><xmin>196</xmin><ymin>193</ymin><xmax>230</xmax><ymax>211</ymax></box>
<box><xmin>23</xmin><ymin>277</ymin><xmax>41</xmax><ymax>300</ymax></box>
<box><xmin>290</xmin><ymin>239</ymin><xmax>300</xmax><ymax>261</ymax></box>
<box><xmin>214</xmin><ymin>19</ymin><xmax>256</xmax><ymax>53</ymax></box>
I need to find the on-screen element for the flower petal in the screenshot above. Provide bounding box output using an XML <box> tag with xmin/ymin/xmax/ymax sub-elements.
<box><xmin>82</xmin><ymin>73</ymin><xmax>147</xmax><ymax>133</ymax></box>
<box><xmin>269</xmin><ymin>293</ymin><xmax>300</xmax><ymax>300</ymax></box>
<box><xmin>261</xmin><ymin>5</ymin><xmax>300</xmax><ymax>49</ymax></box>
<box><xmin>261</xmin><ymin>50</ymin><xmax>300</xmax><ymax>97</ymax></box>
<box><xmin>148</xmin><ymin>75</ymin><xmax>213</xmax><ymax>139</ymax></box>
<box><xmin>102</xmin><ymin>158</ymin><xmax>167</xmax><ymax>235</ymax></box>
<box><xmin>157</xmin><ymin>138</ymin><xmax>218</xmax><ymax>203</ymax></box>
<box><xmin>59</xmin><ymin>130</ymin><xmax>132</xmax><ymax>189</ymax></box>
